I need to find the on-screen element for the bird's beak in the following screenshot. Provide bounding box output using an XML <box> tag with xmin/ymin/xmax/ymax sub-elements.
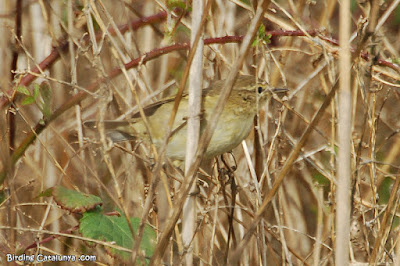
<box><xmin>271</xmin><ymin>88</ymin><xmax>289</xmax><ymax>94</ymax></box>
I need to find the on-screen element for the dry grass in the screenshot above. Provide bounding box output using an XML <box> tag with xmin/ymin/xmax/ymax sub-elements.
<box><xmin>1</xmin><ymin>0</ymin><xmax>400</xmax><ymax>265</ymax></box>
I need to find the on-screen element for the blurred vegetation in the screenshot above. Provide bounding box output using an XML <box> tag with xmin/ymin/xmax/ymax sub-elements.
<box><xmin>0</xmin><ymin>0</ymin><xmax>400</xmax><ymax>265</ymax></box>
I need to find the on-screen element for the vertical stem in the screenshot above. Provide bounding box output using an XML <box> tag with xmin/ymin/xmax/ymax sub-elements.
<box><xmin>69</xmin><ymin>0</ymin><xmax>86</xmax><ymax>188</ymax></box>
<box><xmin>8</xmin><ymin>0</ymin><xmax>22</xmax><ymax>250</ymax></box>
<box><xmin>335</xmin><ymin>0</ymin><xmax>352</xmax><ymax>264</ymax></box>
<box><xmin>183</xmin><ymin>0</ymin><xmax>204</xmax><ymax>264</ymax></box>
<box><xmin>9</xmin><ymin>0</ymin><xmax>22</xmax><ymax>153</ymax></box>
<box><xmin>369</xmin><ymin>176</ymin><xmax>400</xmax><ymax>263</ymax></box>
<box><xmin>151</xmin><ymin>1</ymin><xmax>269</xmax><ymax>264</ymax></box>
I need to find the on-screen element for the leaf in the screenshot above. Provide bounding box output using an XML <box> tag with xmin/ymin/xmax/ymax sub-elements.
<box><xmin>79</xmin><ymin>211</ymin><xmax>156</xmax><ymax>263</ymax></box>
<box><xmin>167</xmin><ymin>0</ymin><xmax>188</xmax><ymax>10</ymax></box>
<box><xmin>378</xmin><ymin>177</ymin><xmax>394</xmax><ymax>204</ymax></box>
<box><xmin>21</xmin><ymin>96</ymin><xmax>35</xmax><ymax>106</ymax></box>
<box><xmin>17</xmin><ymin>86</ymin><xmax>30</xmax><ymax>95</ymax></box>
<box><xmin>313</xmin><ymin>173</ymin><xmax>330</xmax><ymax>186</ymax></box>
<box><xmin>52</xmin><ymin>186</ymin><xmax>103</xmax><ymax>213</ymax></box>
<box><xmin>39</xmin><ymin>82</ymin><xmax>51</xmax><ymax>104</ymax></box>
<box><xmin>36</xmin><ymin>187</ymin><xmax>54</xmax><ymax>198</ymax></box>
<box><xmin>252</xmin><ymin>24</ymin><xmax>271</xmax><ymax>47</ymax></box>
<box><xmin>33</xmin><ymin>84</ymin><xmax>40</xmax><ymax>99</ymax></box>
<box><xmin>39</xmin><ymin>82</ymin><xmax>52</xmax><ymax>119</ymax></box>
<box><xmin>333</xmin><ymin>145</ymin><xmax>338</xmax><ymax>155</ymax></box>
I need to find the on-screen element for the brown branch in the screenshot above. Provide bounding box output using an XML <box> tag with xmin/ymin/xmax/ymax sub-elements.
<box><xmin>369</xmin><ymin>176</ymin><xmax>400</xmax><ymax>263</ymax></box>
<box><xmin>23</xmin><ymin>209</ymin><xmax>120</xmax><ymax>252</ymax></box>
<box><xmin>229</xmin><ymin>2</ymin><xmax>394</xmax><ymax>263</ymax></box>
<box><xmin>3</xmin><ymin>23</ymin><xmax>397</xmax><ymax>112</ymax></box>
<box><xmin>6</xmin><ymin>0</ymin><xmax>23</xmax><ymax>252</ymax></box>
<box><xmin>24</xmin><ymin>225</ymin><xmax>79</xmax><ymax>252</ymax></box>
<box><xmin>114</xmin><ymin>11</ymin><xmax>167</xmax><ymax>36</ymax></box>
<box><xmin>1</xmin><ymin>24</ymin><xmax>399</xmax><ymax>188</ymax></box>
<box><xmin>150</xmin><ymin>0</ymin><xmax>271</xmax><ymax>263</ymax></box>
<box><xmin>207</xmin><ymin>31</ymin><xmax>400</xmax><ymax>73</ymax></box>
<box><xmin>0</xmin><ymin>43</ymin><xmax>187</xmax><ymax>185</ymax></box>
<box><xmin>228</xmin><ymin>75</ymin><xmax>340</xmax><ymax>264</ymax></box>
<box><xmin>8</xmin><ymin>0</ymin><xmax>23</xmax><ymax>155</ymax></box>
<box><xmin>0</xmin><ymin>11</ymin><xmax>168</xmax><ymax>109</ymax></box>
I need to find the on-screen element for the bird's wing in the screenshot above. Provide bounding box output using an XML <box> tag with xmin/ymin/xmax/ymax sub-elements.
<box><xmin>130</xmin><ymin>80</ymin><xmax>225</xmax><ymax>119</ymax></box>
<box><xmin>131</xmin><ymin>97</ymin><xmax>180</xmax><ymax>118</ymax></box>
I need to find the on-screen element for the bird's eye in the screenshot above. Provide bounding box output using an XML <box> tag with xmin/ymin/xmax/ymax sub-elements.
<box><xmin>257</xmin><ymin>86</ymin><xmax>263</xmax><ymax>94</ymax></box>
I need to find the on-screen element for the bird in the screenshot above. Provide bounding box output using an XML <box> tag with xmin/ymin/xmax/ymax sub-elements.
<box><xmin>84</xmin><ymin>75</ymin><xmax>287</xmax><ymax>160</ymax></box>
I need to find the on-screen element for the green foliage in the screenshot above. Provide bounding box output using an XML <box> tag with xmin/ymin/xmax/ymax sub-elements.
<box><xmin>62</xmin><ymin>2</ymin><xmax>99</xmax><ymax>31</ymax></box>
<box><xmin>16</xmin><ymin>82</ymin><xmax>53</xmax><ymax>120</ymax></box>
<box><xmin>378</xmin><ymin>177</ymin><xmax>394</xmax><ymax>204</ymax></box>
<box><xmin>21</xmin><ymin>96</ymin><xmax>36</xmax><ymax>105</ymax></box>
<box><xmin>17</xmin><ymin>85</ymin><xmax>30</xmax><ymax>96</ymax></box>
<box><xmin>252</xmin><ymin>24</ymin><xmax>271</xmax><ymax>47</ymax></box>
<box><xmin>167</xmin><ymin>0</ymin><xmax>188</xmax><ymax>10</ymax></box>
<box><xmin>39</xmin><ymin>82</ymin><xmax>52</xmax><ymax>120</ymax></box>
<box><xmin>313</xmin><ymin>173</ymin><xmax>330</xmax><ymax>186</ymax></box>
<box><xmin>48</xmin><ymin>186</ymin><xmax>156</xmax><ymax>263</ymax></box>
<box><xmin>52</xmin><ymin>186</ymin><xmax>103</xmax><ymax>213</ymax></box>
<box><xmin>80</xmin><ymin>210</ymin><xmax>156</xmax><ymax>263</ymax></box>
<box><xmin>394</xmin><ymin>4</ymin><xmax>400</xmax><ymax>25</ymax></box>
<box><xmin>351</xmin><ymin>0</ymin><xmax>358</xmax><ymax>12</ymax></box>
<box><xmin>18</xmin><ymin>85</ymin><xmax>38</xmax><ymax>105</ymax></box>
<box><xmin>35</xmin><ymin>187</ymin><xmax>54</xmax><ymax>198</ymax></box>
<box><xmin>333</xmin><ymin>145</ymin><xmax>338</xmax><ymax>155</ymax></box>
<box><xmin>377</xmin><ymin>177</ymin><xmax>400</xmax><ymax>229</ymax></box>
<box><xmin>239</xmin><ymin>0</ymin><xmax>251</xmax><ymax>6</ymax></box>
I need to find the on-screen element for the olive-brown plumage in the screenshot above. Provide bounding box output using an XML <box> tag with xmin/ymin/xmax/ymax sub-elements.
<box><xmin>85</xmin><ymin>75</ymin><xmax>287</xmax><ymax>160</ymax></box>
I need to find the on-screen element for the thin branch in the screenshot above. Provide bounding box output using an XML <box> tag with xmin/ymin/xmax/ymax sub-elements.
<box><xmin>369</xmin><ymin>176</ymin><xmax>400</xmax><ymax>263</ymax></box>
<box><xmin>150</xmin><ymin>0</ymin><xmax>271</xmax><ymax>264</ymax></box>
<box><xmin>0</xmin><ymin>10</ymin><xmax>168</xmax><ymax>108</ymax></box>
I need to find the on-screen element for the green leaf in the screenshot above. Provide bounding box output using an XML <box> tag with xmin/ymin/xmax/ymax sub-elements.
<box><xmin>378</xmin><ymin>177</ymin><xmax>394</xmax><ymax>204</ymax></box>
<box><xmin>167</xmin><ymin>0</ymin><xmax>192</xmax><ymax>11</ymax></box>
<box><xmin>36</xmin><ymin>187</ymin><xmax>54</xmax><ymax>198</ymax></box>
<box><xmin>17</xmin><ymin>86</ymin><xmax>30</xmax><ymax>95</ymax></box>
<box><xmin>21</xmin><ymin>96</ymin><xmax>35</xmax><ymax>106</ymax></box>
<box><xmin>39</xmin><ymin>82</ymin><xmax>52</xmax><ymax>119</ymax></box>
<box><xmin>80</xmin><ymin>211</ymin><xmax>156</xmax><ymax>263</ymax></box>
<box><xmin>313</xmin><ymin>173</ymin><xmax>330</xmax><ymax>186</ymax></box>
<box><xmin>264</xmin><ymin>33</ymin><xmax>272</xmax><ymax>44</ymax></box>
<box><xmin>395</xmin><ymin>4</ymin><xmax>400</xmax><ymax>25</ymax></box>
<box><xmin>33</xmin><ymin>84</ymin><xmax>40</xmax><ymax>99</ymax></box>
<box><xmin>33</xmin><ymin>83</ymin><xmax>40</xmax><ymax>95</ymax></box>
<box><xmin>252</xmin><ymin>24</ymin><xmax>272</xmax><ymax>47</ymax></box>
<box><xmin>52</xmin><ymin>186</ymin><xmax>103</xmax><ymax>213</ymax></box>
<box><xmin>333</xmin><ymin>145</ymin><xmax>338</xmax><ymax>155</ymax></box>
<box><xmin>39</xmin><ymin>82</ymin><xmax>51</xmax><ymax>104</ymax></box>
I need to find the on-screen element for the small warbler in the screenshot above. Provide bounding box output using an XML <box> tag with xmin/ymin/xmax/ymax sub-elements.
<box><xmin>85</xmin><ymin>75</ymin><xmax>287</xmax><ymax>160</ymax></box>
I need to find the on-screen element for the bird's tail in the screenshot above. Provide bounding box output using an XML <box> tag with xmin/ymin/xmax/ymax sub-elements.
<box><xmin>84</xmin><ymin>120</ymin><xmax>137</xmax><ymax>142</ymax></box>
